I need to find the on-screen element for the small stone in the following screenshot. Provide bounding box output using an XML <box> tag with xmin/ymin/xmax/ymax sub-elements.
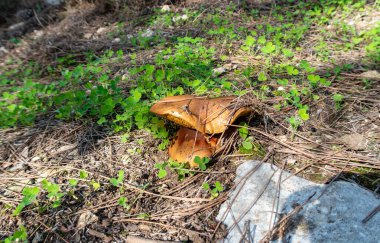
<box><xmin>45</xmin><ymin>0</ymin><xmax>63</xmax><ymax>6</ymax></box>
<box><xmin>33</xmin><ymin>30</ymin><xmax>44</xmax><ymax>39</ymax></box>
<box><xmin>96</xmin><ymin>27</ymin><xmax>107</xmax><ymax>35</ymax></box>
<box><xmin>141</xmin><ymin>29</ymin><xmax>154</xmax><ymax>38</ymax></box>
<box><xmin>84</xmin><ymin>33</ymin><xmax>92</xmax><ymax>39</ymax></box>
<box><xmin>31</xmin><ymin>156</ymin><xmax>41</xmax><ymax>162</ymax></box>
<box><xmin>112</xmin><ymin>38</ymin><xmax>121</xmax><ymax>43</ymax></box>
<box><xmin>212</xmin><ymin>67</ymin><xmax>226</xmax><ymax>76</ymax></box>
<box><xmin>286</xmin><ymin>157</ymin><xmax>297</xmax><ymax>165</ymax></box>
<box><xmin>8</xmin><ymin>22</ymin><xmax>25</xmax><ymax>31</ymax></box>
<box><xmin>277</xmin><ymin>135</ymin><xmax>288</xmax><ymax>142</ymax></box>
<box><xmin>161</xmin><ymin>5</ymin><xmax>171</xmax><ymax>12</ymax></box>
<box><xmin>179</xmin><ymin>235</ymin><xmax>189</xmax><ymax>241</ymax></box>
<box><xmin>138</xmin><ymin>224</ymin><xmax>151</xmax><ymax>231</ymax></box>
<box><xmin>172</xmin><ymin>14</ymin><xmax>188</xmax><ymax>22</ymax></box>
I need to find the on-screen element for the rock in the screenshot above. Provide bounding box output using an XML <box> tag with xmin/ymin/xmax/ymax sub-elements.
<box><xmin>141</xmin><ymin>29</ymin><xmax>154</xmax><ymax>38</ymax></box>
<box><xmin>217</xmin><ymin>161</ymin><xmax>380</xmax><ymax>243</ymax></box>
<box><xmin>172</xmin><ymin>14</ymin><xmax>188</xmax><ymax>22</ymax></box>
<box><xmin>138</xmin><ymin>224</ymin><xmax>151</xmax><ymax>231</ymax></box>
<box><xmin>112</xmin><ymin>38</ymin><xmax>121</xmax><ymax>43</ymax></box>
<box><xmin>161</xmin><ymin>5</ymin><xmax>171</xmax><ymax>12</ymax></box>
<box><xmin>96</xmin><ymin>27</ymin><xmax>107</xmax><ymax>35</ymax></box>
<box><xmin>45</xmin><ymin>0</ymin><xmax>63</xmax><ymax>6</ymax></box>
<box><xmin>360</xmin><ymin>70</ymin><xmax>380</xmax><ymax>81</ymax></box>
<box><xmin>339</xmin><ymin>133</ymin><xmax>368</xmax><ymax>150</ymax></box>
<box><xmin>212</xmin><ymin>67</ymin><xmax>226</xmax><ymax>76</ymax></box>
<box><xmin>8</xmin><ymin>22</ymin><xmax>26</xmax><ymax>31</ymax></box>
<box><xmin>77</xmin><ymin>212</ymin><xmax>98</xmax><ymax>229</ymax></box>
<box><xmin>84</xmin><ymin>33</ymin><xmax>92</xmax><ymax>39</ymax></box>
<box><xmin>33</xmin><ymin>30</ymin><xmax>44</xmax><ymax>39</ymax></box>
<box><xmin>285</xmin><ymin>157</ymin><xmax>297</xmax><ymax>165</ymax></box>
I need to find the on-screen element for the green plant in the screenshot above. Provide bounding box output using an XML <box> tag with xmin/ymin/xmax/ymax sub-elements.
<box><xmin>288</xmin><ymin>116</ymin><xmax>301</xmax><ymax>131</ymax></box>
<box><xmin>333</xmin><ymin>93</ymin><xmax>344</xmax><ymax>109</ymax></box>
<box><xmin>79</xmin><ymin>170</ymin><xmax>89</xmax><ymax>179</ymax></box>
<box><xmin>91</xmin><ymin>180</ymin><xmax>101</xmax><ymax>191</ymax></box>
<box><xmin>298</xmin><ymin>107</ymin><xmax>310</xmax><ymax>121</ymax></box>
<box><xmin>118</xmin><ymin>196</ymin><xmax>130</xmax><ymax>209</ymax></box>
<box><xmin>286</xmin><ymin>66</ymin><xmax>299</xmax><ymax>76</ymax></box>
<box><xmin>261</xmin><ymin>42</ymin><xmax>276</xmax><ymax>54</ymax></box>
<box><xmin>69</xmin><ymin>179</ymin><xmax>78</xmax><ymax>187</ymax></box>
<box><xmin>202</xmin><ymin>181</ymin><xmax>223</xmax><ymax>199</ymax></box>
<box><xmin>240</xmin><ymin>35</ymin><xmax>256</xmax><ymax>52</ymax></box>
<box><xmin>168</xmin><ymin>161</ymin><xmax>191</xmax><ymax>180</ymax></box>
<box><xmin>193</xmin><ymin>156</ymin><xmax>210</xmax><ymax>171</ymax></box>
<box><xmin>13</xmin><ymin>187</ymin><xmax>40</xmax><ymax>216</ymax></box>
<box><xmin>41</xmin><ymin>179</ymin><xmax>64</xmax><ymax>208</ymax></box>
<box><xmin>238</xmin><ymin>123</ymin><xmax>264</xmax><ymax>156</ymax></box>
<box><xmin>154</xmin><ymin>162</ymin><xmax>168</xmax><ymax>179</ymax></box>
<box><xmin>362</xmin><ymin>79</ymin><xmax>372</xmax><ymax>90</ymax></box>
<box><xmin>137</xmin><ymin>213</ymin><xmax>150</xmax><ymax>219</ymax></box>
<box><xmin>3</xmin><ymin>225</ymin><xmax>27</xmax><ymax>243</ymax></box>
<box><xmin>110</xmin><ymin>170</ymin><xmax>125</xmax><ymax>187</ymax></box>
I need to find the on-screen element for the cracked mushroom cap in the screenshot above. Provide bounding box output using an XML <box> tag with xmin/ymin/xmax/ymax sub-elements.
<box><xmin>150</xmin><ymin>95</ymin><xmax>251</xmax><ymax>134</ymax></box>
<box><xmin>168</xmin><ymin>127</ymin><xmax>218</xmax><ymax>167</ymax></box>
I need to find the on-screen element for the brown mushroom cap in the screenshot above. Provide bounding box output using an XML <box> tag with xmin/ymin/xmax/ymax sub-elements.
<box><xmin>150</xmin><ymin>95</ymin><xmax>250</xmax><ymax>134</ymax></box>
<box><xmin>168</xmin><ymin>127</ymin><xmax>218</xmax><ymax>167</ymax></box>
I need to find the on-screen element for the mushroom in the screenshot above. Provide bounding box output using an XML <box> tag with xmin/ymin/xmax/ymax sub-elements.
<box><xmin>150</xmin><ymin>95</ymin><xmax>250</xmax><ymax>134</ymax></box>
<box><xmin>168</xmin><ymin>127</ymin><xmax>218</xmax><ymax>167</ymax></box>
<box><xmin>150</xmin><ymin>95</ymin><xmax>250</xmax><ymax>167</ymax></box>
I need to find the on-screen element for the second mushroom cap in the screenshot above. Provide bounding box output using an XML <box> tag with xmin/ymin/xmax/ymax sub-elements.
<box><xmin>168</xmin><ymin>127</ymin><xmax>218</xmax><ymax>167</ymax></box>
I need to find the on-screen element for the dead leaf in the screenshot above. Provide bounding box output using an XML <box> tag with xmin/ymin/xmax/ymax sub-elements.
<box><xmin>87</xmin><ymin>229</ymin><xmax>112</xmax><ymax>242</ymax></box>
<box><xmin>77</xmin><ymin>212</ymin><xmax>98</xmax><ymax>229</ymax></box>
<box><xmin>339</xmin><ymin>133</ymin><xmax>368</xmax><ymax>151</ymax></box>
<box><xmin>125</xmin><ymin>236</ymin><xmax>169</xmax><ymax>243</ymax></box>
<box><xmin>360</xmin><ymin>70</ymin><xmax>380</xmax><ymax>81</ymax></box>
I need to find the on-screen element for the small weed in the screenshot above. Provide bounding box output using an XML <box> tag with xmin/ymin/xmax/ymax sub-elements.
<box><xmin>91</xmin><ymin>180</ymin><xmax>101</xmax><ymax>191</ymax></box>
<box><xmin>79</xmin><ymin>170</ymin><xmax>89</xmax><ymax>179</ymax></box>
<box><xmin>333</xmin><ymin>93</ymin><xmax>345</xmax><ymax>109</ymax></box>
<box><xmin>69</xmin><ymin>179</ymin><xmax>78</xmax><ymax>187</ymax></box>
<box><xmin>110</xmin><ymin>170</ymin><xmax>125</xmax><ymax>187</ymax></box>
<box><xmin>288</xmin><ymin>116</ymin><xmax>302</xmax><ymax>131</ymax></box>
<box><xmin>169</xmin><ymin>161</ymin><xmax>191</xmax><ymax>180</ymax></box>
<box><xmin>3</xmin><ymin>225</ymin><xmax>27</xmax><ymax>243</ymax></box>
<box><xmin>202</xmin><ymin>181</ymin><xmax>224</xmax><ymax>199</ymax></box>
<box><xmin>137</xmin><ymin>213</ymin><xmax>150</xmax><ymax>219</ymax></box>
<box><xmin>41</xmin><ymin>179</ymin><xmax>65</xmax><ymax>208</ymax></box>
<box><xmin>13</xmin><ymin>187</ymin><xmax>40</xmax><ymax>216</ymax></box>
<box><xmin>118</xmin><ymin>196</ymin><xmax>130</xmax><ymax>209</ymax></box>
<box><xmin>154</xmin><ymin>162</ymin><xmax>168</xmax><ymax>179</ymax></box>
<box><xmin>194</xmin><ymin>156</ymin><xmax>210</xmax><ymax>171</ymax></box>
